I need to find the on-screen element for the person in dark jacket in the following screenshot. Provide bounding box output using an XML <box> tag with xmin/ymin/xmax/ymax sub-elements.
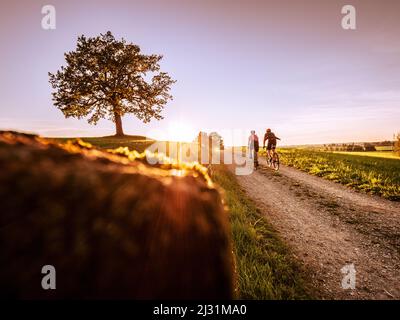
<box><xmin>263</xmin><ymin>128</ymin><xmax>280</xmax><ymax>160</ymax></box>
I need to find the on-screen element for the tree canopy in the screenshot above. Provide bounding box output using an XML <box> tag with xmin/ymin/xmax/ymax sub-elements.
<box><xmin>49</xmin><ymin>31</ymin><xmax>175</xmax><ymax>136</ymax></box>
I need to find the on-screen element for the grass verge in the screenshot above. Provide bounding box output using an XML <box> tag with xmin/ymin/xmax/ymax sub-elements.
<box><xmin>210</xmin><ymin>164</ymin><xmax>314</xmax><ymax>299</ymax></box>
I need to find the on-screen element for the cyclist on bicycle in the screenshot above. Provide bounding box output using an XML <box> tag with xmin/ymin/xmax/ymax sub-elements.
<box><xmin>263</xmin><ymin>128</ymin><xmax>280</xmax><ymax>161</ymax></box>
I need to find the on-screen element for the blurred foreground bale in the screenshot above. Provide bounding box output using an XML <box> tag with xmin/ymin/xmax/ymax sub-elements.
<box><xmin>0</xmin><ymin>131</ymin><xmax>234</xmax><ymax>299</ymax></box>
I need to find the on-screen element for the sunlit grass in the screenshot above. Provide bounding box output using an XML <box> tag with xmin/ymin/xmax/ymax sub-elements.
<box><xmin>48</xmin><ymin>135</ymin><xmax>155</xmax><ymax>153</ymax></box>
<box><xmin>332</xmin><ymin>151</ymin><xmax>399</xmax><ymax>159</ymax></box>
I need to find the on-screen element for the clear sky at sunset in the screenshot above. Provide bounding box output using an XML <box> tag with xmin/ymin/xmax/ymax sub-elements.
<box><xmin>0</xmin><ymin>0</ymin><xmax>399</xmax><ymax>145</ymax></box>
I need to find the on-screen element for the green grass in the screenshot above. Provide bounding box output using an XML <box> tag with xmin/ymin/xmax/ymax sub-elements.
<box><xmin>211</xmin><ymin>165</ymin><xmax>313</xmax><ymax>300</ymax></box>
<box><xmin>48</xmin><ymin>135</ymin><xmax>154</xmax><ymax>153</ymax></box>
<box><xmin>269</xmin><ymin>148</ymin><xmax>400</xmax><ymax>201</ymax></box>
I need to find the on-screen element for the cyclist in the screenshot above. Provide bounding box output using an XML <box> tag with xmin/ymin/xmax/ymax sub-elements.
<box><xmin>263</xmin><ymin>128</ymin><xmax>280</xmax><ymax>163</ymax></box>
<box><xmin>248</xmin><ymin>130</ymin><xmax>259</xmax><ymax>167</ymax></box>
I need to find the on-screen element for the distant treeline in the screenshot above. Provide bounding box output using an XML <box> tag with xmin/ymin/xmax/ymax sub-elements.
<box><xmin>323</xmin><ymin>141</ymin><xmax>394</xmax><ymax>152</ymax></box>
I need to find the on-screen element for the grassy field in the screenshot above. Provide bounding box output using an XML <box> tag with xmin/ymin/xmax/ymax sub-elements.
<box><xmin>211</xmin><ymin>164</ymin><xmax>313</xmax><ymax>299</ymax></box>
<box><xmin>49</xmin><ymin>135</ymin><xmax>154</xmax><ymax>153</ymax></box>
<box><xmin>269</xmin><ymin>148</ymin><xmax>400</xmax><ymax>201</ymax></box>
<box><xmin>375</xmin><ymin>146</ymin><xmax>394</xmax><ymax>151</ymax></box>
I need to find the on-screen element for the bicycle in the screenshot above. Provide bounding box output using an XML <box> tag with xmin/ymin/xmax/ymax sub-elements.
<box><xmin>266</xmin><ymin>148</ymin><xmax>280</xmax><ymax>171</ymax></box>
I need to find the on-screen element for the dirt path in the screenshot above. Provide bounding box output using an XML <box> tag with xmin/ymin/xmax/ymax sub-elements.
<box><xmin>234</xmin><ymin>158</ymin><xmax>400</xmax><ymax>299</ymax></box>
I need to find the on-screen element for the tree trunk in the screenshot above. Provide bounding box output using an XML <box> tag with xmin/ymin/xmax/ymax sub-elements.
<box><xmin>114</xmin><ymin>112</ymin><xmax>124</xmax><ymax>136</ymax></box>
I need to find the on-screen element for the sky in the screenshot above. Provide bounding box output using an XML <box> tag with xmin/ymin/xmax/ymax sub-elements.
<box><xmin>0</xmin><ymin>0</ymin><xmax>399</xmax><ymax>145</ymax></box>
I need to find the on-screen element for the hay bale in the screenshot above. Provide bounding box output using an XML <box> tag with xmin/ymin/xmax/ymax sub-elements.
<box><xmin>0</xmin><ymin>131</ymin><xmax>234</xmax><ymax>299</ymax></box>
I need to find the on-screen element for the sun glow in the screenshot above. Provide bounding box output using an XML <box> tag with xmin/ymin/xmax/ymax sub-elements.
<box><xmin>166</xmin><ymin>121</ymin><xmax>196</xmax><ymax>142</ymax></box>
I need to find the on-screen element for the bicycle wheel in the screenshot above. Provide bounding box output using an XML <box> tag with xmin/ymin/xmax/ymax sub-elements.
<box><xmin>267</xmin><ymin>155</ymin><xmax>272</xmax><ymax>167</ymax></box>
<box><xmin>272</xmin><ymin>153</ymin><xmax>280</xmax><ymax>171</ymax></box>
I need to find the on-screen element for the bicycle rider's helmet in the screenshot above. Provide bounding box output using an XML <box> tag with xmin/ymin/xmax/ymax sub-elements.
<box><xmin>266</xmin><ymin>128</ymin><xmax>271</xmax><ymax>132</ymax></box>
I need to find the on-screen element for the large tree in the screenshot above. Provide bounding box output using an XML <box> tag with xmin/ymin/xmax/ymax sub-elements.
<box><xmin>49</xmin><ymin>31</ymin><xmax>175</xmax><ymax>136</ymax></box>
